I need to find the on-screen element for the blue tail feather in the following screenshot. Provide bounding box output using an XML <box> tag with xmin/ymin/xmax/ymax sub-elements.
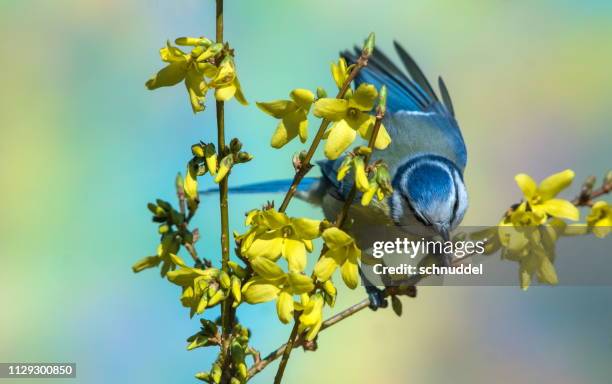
<box><xmin>199</xmin><ymin>177</ymin><xmax>319</xmax><ymax>195</ymax></box>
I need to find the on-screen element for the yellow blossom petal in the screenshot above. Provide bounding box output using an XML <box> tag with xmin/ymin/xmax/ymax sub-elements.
<box><xmin>289</xmin><ymin>88</ymin><xmax>315</xmax><ymax>110</ymax></box>
<box><xmin>353</xmin><ymin>157</ymin><xmax>370</xmax><ymax>192</ymax></box>
<box><xmin>276</xmin><ymin>290</ymin><xmax>294</xmax><ymax>323</ymax></box>
<box><xmin>322</xmin><ymin>227</ymin><xmax>354</xmax><ymax>248</ymax></box>
<box><xmin>270</xmin><ymin>119</ymin><xmax>299</xmax><ymax>149</ymax></box>
<box><xmin>233</xmin><ymin>77</ymin><xmax>248</xmax><ymax>105</ymax></box>
<box><xmin>245</xmin><ymin>237</ymin><xmax>283</xmax><ymax>260</ymax></box>
<box><xmin>541</xmin><ymin>199</ymin><xmax>580</xmax><ymax>221</ymax></box>
<box><xmin>350</xmin><ymin>83</ymin><xmax>378</xmax><ymax>111</ymax></box>
<box><xmin>290</xmin><ymin>217</ymin><xmax>321</xmax><ymax>239</ymax></box>
<box><xmin>331</xmin><ymin>58</ymin><xmax>349</xmax><ymax>89</ymax></box>
<box><xmin>146</xmin><ymin>62</ymin><xmax>187</xmax><ymax>90</ymax></box>
<box><xmin>514</xmin><ymin>173</ymin><xmax>537</xmax><ymax>199</ymax></box>
<box><xmin>256</xmin><ymin>100</ymin><xmax>295</xmax><ymax>118</ymax></box>
<box><xmin>250</xmin><ymin>256</ymin><xmax>285</xmax><ymax>280</ymax></box>
<box><xmin>242</xmin><ymin>278</ymin><xmax>280</xmax><ymax>304</ymax></box>
<box><xmin>283</xmin><ymin>239</ymin><xmax>307</xmax><ymax>272</ymax></box>
<box><xmin>214</xmin><ymin>82</ymin><xmax>237</xmax><ymax>101</ymax></box>
<box><xmin>538</xmin><ymin>169</ymin><xmax>575</xmax><ymax>200</ymax></box>
<box><xmin>313</xmin><ymin>256</ymin><xmax>338</xmax><ymax>282</ymax></box>
<box><xmin>324</xmin><ymin>120</ymin><xmax>357</xmax><ymax>160</ymax></box>
<box><xmin>340</xmin><ymin>259</ymin><xmax>359</xmax><ymax>289</ymax></box>
<box><xmin>313</xmin><ymin>98</ymin><xmax>349</xmax><ymax>121</ymax></box>
<box><xmin>286</xmin><ymin>272</ymin><xmax>315</xmax><ymax>294</ymax></box>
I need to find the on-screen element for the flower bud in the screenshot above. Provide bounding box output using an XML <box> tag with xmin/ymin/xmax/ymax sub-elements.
<box><xmin>219</xmin><ymin>271</ymin><xmax>231</xmax><ymax>290</ymax></box>
<box><xmin>237</xmin><ymin>151</ymin><xmax>253</xmax><ymax>163</ymax></box>
<box><xmin>175</xmin><ymin>36</ymin><xmax>211</xmax><ymax>46</ymax></box>
<box><xmin>195</xmin><ymin>372</ymin><xmax>211</xmax><ymax>382</ymax></box>
<box><xmin>316</xmin><ymin>87</ymin><xmax>327</xmax><ymax>99</ymax></box>
<box><xmin>214</xmin><ymin>155</ymin><xmax>234</xmax><ymax>183</ymax></box>
<box><xmin>378</xmin><ymin>85</ymin><xmax>387</xmax><ymax>115</ymax></box>
<box><xmin>362</xmin><ymin>32</ymin><xmax>375</xmax><ymax>57</ymax></box>
<box><xmin>211</xmin><ymin>364</ymin><xmax>222</xmax><ymax>384</ymax></box>
<box><xmin>605</xmin><ymin>170</ymin><xmax>612</xmax><ymax>185</ymax></box>
<box><xmin>353</xmin><ymin>157</ymin><xmax>370</xmax><ymax>192</ymax></box>
<box><xmin>231</xmin><ymin>275</ymin><xmax>242</xmax><ymax>303</ymax></box>
<box><xmin>229</xmin><ymin>138</ymin><xmax>242</xmax><ymax>153</ymax></box>
<box><xmin>204</xmin><ymin>144</ymin><xmax>218</xmax><ymax>176</ymax></box>
<box><xmin>207</xmin><ymin>290</ymin><xmax>225</xmax><ymax>307</ymax></box>
<box><xmin>191</xmin><ymin>144</ymin><xmax>205</xmax><ymax>158</ymax></box>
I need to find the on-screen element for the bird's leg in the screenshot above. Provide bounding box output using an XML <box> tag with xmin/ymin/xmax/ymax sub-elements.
<box><xmin>359</xmin><ymin>267</ymin><xmax>388</xmax><ymax>310</ymax></box>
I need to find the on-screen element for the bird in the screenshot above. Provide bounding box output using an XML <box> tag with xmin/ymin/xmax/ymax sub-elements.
<box><xmin>203</xmin><ymin>42</ymin><xmax>468</xmax><ymax>309</ymax></box>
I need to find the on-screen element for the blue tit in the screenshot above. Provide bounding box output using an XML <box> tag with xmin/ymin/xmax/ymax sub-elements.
<box><xmin>202</xmin><ymin>42</ymin><xmax>468</xmax><ymax>308</ymax></box>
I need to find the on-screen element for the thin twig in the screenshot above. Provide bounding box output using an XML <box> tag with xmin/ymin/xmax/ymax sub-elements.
<box><xmin>214</xmin><ymin>1</ymin><xmax>235</xmax><ymax>382</ymax></box>
<box><xmin>335</xmin><ymin>103</ymin><xmax>385</xmax><ymax>228</ymax></box>
<box><xmin>277</xmin><ymin>51</ymin><xmax>372</xmax><ymax>214</ymax></box>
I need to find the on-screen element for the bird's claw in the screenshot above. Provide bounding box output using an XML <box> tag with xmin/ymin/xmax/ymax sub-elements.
<box><xmin>366</xmin><ymin>285</ymin><xmax>388</xmax><ymax>311</ymax></box>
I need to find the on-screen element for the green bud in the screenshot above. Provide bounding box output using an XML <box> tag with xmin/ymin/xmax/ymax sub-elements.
<box><xmin>378</xmin><ymin>85</ymin><xmax>387</xmax><ymax>115</ymax></box>
<box><xmin>207</xmin><ymin>290</ymin><xmax>225</xmax><ymax>307</ymax></box>
<box><xmin>175</xmin><ymin>173</ymin><xmax>184</xmax><ymax>192</ymax></box>
<box><xmin>214</xmin><ymin>155</ymin><xmax>234</xmax><ymax>183</ymax></box>
<box><xmin>228</xmin><ymin>261</ymin><xmax>247</xmax><ymax>279</ymax></box>
<box><xmin>229</xmin><ymin>138</ymin><xmax>243</xmax><ymax>153</ymax></box>
<box><xmin>196</xmin><ymin>295</ymin><xmax>208</xmax><ymax>315</ymax></box>
<box><xmin>219</xmin><ymin>271</ymin><xmax>231</xmax><ymax>290</ymax></box>
<box><xmin>362</xmin><ymin>32</ymin><xmax>375</xmax><ymax>56</ymax></box>
<box><xmin>230</xmin><ymin>378</ymin><xmax>241</xmax><ymax>384</ymax></box>
<box><xmin>316</xmin><ymin>87</ymin><xmax>327</xmax><ymax>99</ymax></box>
<box><xmin>584</xmin><ymin>175</ymin><xmax>597</xmax><ymax>189</ymax></box>
<box><xmin>158</xmin><ymin>224</ymin><xmax>170</xmax><ymax>234</ymax></box>
<box><xmin>605</xmin><ymin>170</ymin><xmax>612</xmax><ymax>185</ymax></box>
<box><xmin>211</xmin><ymin>364</ymin><xmax>222</xmax><ymax>384</ymax></box>
<box><xmin>237</xmin><ymin>362</ymin><xmax>247</xmax><ymax>380</ymax></box>
<box><xmin>156</xmin><ymin>199</ymin><xmax>172</xmax><ymax>211</ymax></box>
<box><xmin>147</xmin><ymin>202</ymin><xmax>162</xmax><ymax>215</ymax></box>
<box><xmin>195</xmin><ymin>371</ymin><xmax>211</xmax><ymax>382</ymax></box>
<box><xmin>192</xmin><ymin>144</ymin><xmax>205</xmax><ymax>158</ymax></box>
<box><xmin>236</xmin><ymin>151</ymin><xmax>253</xmax><ymax>163</ymax></box>
<box><xmin>231</xmin><ymin>275</ymin><xmax>242</xmax><ymax>303</ymax></box>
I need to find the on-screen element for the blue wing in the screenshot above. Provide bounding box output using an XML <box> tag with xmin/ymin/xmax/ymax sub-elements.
<box><xmin>341</xmin><ymin>42</ymin><xmax>467</xmax><ymax>172</ymax></box>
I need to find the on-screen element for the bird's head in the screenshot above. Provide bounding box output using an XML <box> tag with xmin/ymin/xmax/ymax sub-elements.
<box><xmin>390</xmin><ymin>155</ymin><xmax>468</xmax><ymax>239</ymax></box>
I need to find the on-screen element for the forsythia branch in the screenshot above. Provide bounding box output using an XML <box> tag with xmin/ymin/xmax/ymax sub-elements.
<box><xmin>277</xmin><ymin>38</ymin><xmax>374</xmax><ymax>213</ymax></box>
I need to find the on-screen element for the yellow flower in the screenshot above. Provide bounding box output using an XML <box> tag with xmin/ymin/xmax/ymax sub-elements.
<box><xmin>241</xmin><ymin>262</ymin><xmax>314</xmax><ymax>324</ymax></box>
<box><xmin>208</xmin><ymin>56</ymin><xmax>248</xmax><ymax>105</ymax></box>
<box><xmin>237</xmin><ymin>209</ymin><xmax>320</xmax><ymax>272</ymax></box>
<box><xmin>145</xmin><ymin>40</ymin><xmax>217</xmax><ymax>113</ymax></box>
<box><xmin>586</xmin><ymin>201</ymin><xmax>611</xmax><ymax>238</ymax></box>
<box><xmin>313</xmin><ymin>84</ymin><xmax>391</xmax><ymax>159</ymax></box>
<box><xmin>514</xmin><ymin>170</ymin><xmax>579</xmax><ymax>222</ymax></box>
<box><xmin>297</xmin><ymin>293</ymin><xmax>324</xmax><ymax>341</ymax></box>
<box><xmin>497</xmin><ymin>207</ymin><xmax>563</xmax><ymax>290</ymax></box>
<box><xmin>331</xmin><ymin>57</ymin><xmax>353</xmax><ymax>89</ymax></box>
<box><xmin>257</xmin><ymin>89</ymin><xmax>315</xmax><ymax>148</ymax></box>
<box><xmin>313</xmin><ymin>227</ymin><xmax>361</xmax><ymax>289</ymax></box>
<box><xmin>165</xmin><ymin>254</ymin><xmax>223</xmax><ymax>317</ymax></box>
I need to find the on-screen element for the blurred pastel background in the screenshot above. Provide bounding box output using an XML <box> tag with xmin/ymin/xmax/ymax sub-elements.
<box><xmin>1</xmin><ymin>0</ymin><xmax>611</xmax><ymax>383</ymax></box>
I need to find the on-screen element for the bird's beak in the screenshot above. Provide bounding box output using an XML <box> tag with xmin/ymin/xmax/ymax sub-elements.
<box><xmin>433</xmin><ymin>223</ymin><xmax>453</xmax><ymax>267</ymax></box>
